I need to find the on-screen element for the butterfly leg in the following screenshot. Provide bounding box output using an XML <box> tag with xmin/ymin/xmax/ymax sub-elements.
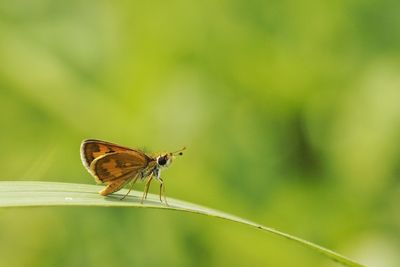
<box><xmin>141</xmin><ymin>173</ymin><xmax>153</xmax><ymax>204</ymax></box>
<box><xmin>120</xmin><ymin>175</ymin><xmax>139</xmax><ymax>200</ymax></box>
<box><xmin>159</xmin><ymin>178</ymin><xmax>168</xmax><ymax>206</ymax></box>
<box><xmin>159</xmin><ymin>183</ymin><xmax>162</xmax><ymax>202</ymax></box>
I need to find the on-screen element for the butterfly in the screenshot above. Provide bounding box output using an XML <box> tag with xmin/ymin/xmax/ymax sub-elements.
<box><xmin>80</xmin><ymin>139</ymin><xmax>185</xmax><ymax>205</ymax></box>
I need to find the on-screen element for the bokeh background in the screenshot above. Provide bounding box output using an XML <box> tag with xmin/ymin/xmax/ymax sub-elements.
<box><xmin>1</xmin><ymin>1</ymin><xmax>399</xmax><ymax>266</ymax></box>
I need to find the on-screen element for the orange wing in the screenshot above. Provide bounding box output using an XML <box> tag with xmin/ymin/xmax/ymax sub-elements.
<box><xmin>89</xmin><ymin>151</ymin><xmax>151</xmax><ymax>184</ymax></box>
<box><xmin>80</xmin><ymin>139</ymin><xmax>156</xmax><ymax>196</ymax></box>
<box><xmin>80</xmin><ymin>139</ymin><xmax>151</xmax><ymax>169</ymax></box>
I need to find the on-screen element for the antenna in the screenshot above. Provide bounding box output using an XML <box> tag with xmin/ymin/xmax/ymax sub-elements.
<box><xmin>172</xmin><ymin>146</ymin><xmax>186</xmax><ymax>156</ymax></box>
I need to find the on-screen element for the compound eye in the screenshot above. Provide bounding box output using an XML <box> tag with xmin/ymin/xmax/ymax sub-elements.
<box><xmin>157</xmin><ymin>156</ymin><xmax>167</xmax><ymax>166</ymax></box>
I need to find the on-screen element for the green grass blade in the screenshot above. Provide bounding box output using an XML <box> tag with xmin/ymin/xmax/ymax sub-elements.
<box><xmin>0</xmin><ymin>181</ymin><xmax>364</xmax><ymax>267</ymax></box>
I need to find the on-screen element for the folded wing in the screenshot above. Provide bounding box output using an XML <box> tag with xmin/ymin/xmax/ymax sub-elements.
<box><xmin>89</xmin><ymin>151</ymin><xmax>149</xmax><ymax>184</ymax></box>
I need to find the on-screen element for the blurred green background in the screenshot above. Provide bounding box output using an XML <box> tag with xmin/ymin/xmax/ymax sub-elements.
<box><xmin>0</xmin><ymin>1</ymin><xmax>399</xmax><ymax>266</ymax></box>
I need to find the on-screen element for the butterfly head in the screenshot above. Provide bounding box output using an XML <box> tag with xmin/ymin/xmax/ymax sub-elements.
<box><xmin>156</xmin><ymin>147</ymin><xmax>186</xmax><ymax>168</ymax></box>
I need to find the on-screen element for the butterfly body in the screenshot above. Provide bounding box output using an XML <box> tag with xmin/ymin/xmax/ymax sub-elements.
<box><xmin>80</xmin><ymin>139</ymin><xmax>185</xmax><ymax>204</ymax></box>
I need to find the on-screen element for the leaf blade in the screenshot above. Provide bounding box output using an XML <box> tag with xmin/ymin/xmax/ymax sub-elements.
<box><xmin>0</xmin><ymin>181</ymin><xmax>364</xmax><ymax>267</ymax></box>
